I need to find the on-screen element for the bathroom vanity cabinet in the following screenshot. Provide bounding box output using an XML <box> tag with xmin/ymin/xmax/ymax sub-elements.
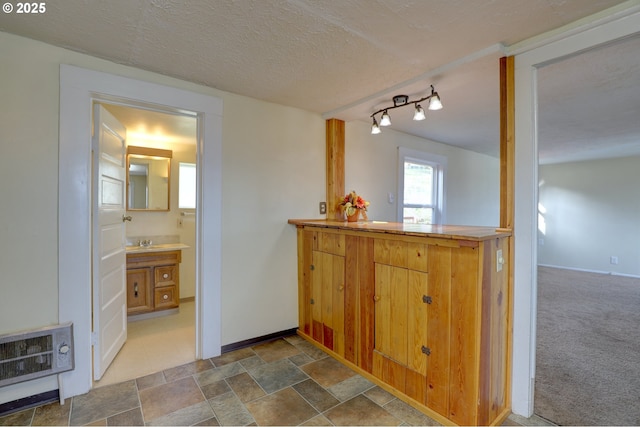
<box><xmin>125</xmin><ymin>249</ymin><xmax>182</xmax><ymax>316</ymax></box>
<box><xmin>289</xmin><ymin>219</ymin><xmax>512</xmax><ymax>426</ymax></box>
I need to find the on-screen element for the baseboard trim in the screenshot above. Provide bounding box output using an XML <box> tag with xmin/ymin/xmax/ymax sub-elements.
<box><xmin>538</xmin><ymin>263</ymin><xmax>640</xmax><ymax>279</ymax></box>
<box><xmin>0</xmin><ymin>389</ymin><xmax>59</xmax><ymax>417</ymax></box>
<box><xmin>221</xmin><ymin>328</ymin><xmax>298</xmax><ymax>354</ymax></box>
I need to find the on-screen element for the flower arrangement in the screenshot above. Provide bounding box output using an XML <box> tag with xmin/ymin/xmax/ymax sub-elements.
<box><xmin>339</xmin><ymin>190</ymin><xmax>369</xmax><ymax>220</ymax></box>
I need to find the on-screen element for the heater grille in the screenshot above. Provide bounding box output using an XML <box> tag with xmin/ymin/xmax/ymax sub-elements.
<box><xmin>0</xmin><ymin>323</ymin><xmax>74</xmax><ymax>387</ymax></box>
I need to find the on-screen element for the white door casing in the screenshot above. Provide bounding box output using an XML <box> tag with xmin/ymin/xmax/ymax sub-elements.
<box><xmin>510</xmin><ymin>9</ymin><xmax>640</xmax><ymax>417</ymax></box>
<box><xmin>59</xmin><ymin>65</ymin><xmax>223</xmax><ymax>400</ymax></box>
<box><xmin>91</xmin><ymin>105</ymin><xmax>128</xmax><ymax>381</ymax></box>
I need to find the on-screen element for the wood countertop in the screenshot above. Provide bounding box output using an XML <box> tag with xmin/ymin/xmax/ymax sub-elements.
<box><xmin>288</xmin><ymin>219</ymin><xmax>511</xmax><ymax>241</ymax></box>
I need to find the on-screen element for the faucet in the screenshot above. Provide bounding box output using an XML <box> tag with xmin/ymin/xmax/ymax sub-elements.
<box><xmin>138</xmin><ymin>239</ymin><xmax>152</xmax><ymax>247</ymax></box>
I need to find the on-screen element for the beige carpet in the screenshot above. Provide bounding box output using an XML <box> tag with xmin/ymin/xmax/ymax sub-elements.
<box><xmin>535</xmin><ymin>266</ymin><xmax>640</xmax><ymax>426</ymax></box>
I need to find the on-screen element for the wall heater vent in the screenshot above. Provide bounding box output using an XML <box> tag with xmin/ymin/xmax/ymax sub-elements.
<box><xmin>0</xmin><ymin>323</ymin><xmax>74</xmax><ymax>387</ymax></box>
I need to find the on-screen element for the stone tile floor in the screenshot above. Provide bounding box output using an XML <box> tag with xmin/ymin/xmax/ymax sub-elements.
<box><xmin>0</xmin><ymin>335</ymin><xmax>551</xmax><ymax>426</ymax></box>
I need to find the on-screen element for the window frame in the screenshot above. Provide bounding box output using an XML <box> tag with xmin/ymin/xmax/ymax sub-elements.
<box><xmin>397</xmin><ymin>147</ymin><xmax>447</xmax><ymax>224</ymax></box>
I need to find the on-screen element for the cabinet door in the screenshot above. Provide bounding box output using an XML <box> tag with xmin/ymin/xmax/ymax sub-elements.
<box><xmin>405</xmin><ymin>269</ymin><xmax>429</xmax><ymax>403</ymax></box>
<box><xmin>426</xmin><ymin>243</ymin><xmax>479</xmax><ymax>426</ymax></box>
<box><xmin>373</xmin><ymin>263</ymin><xmax>409</xmax><ymax>391</ymax></box>
<box><xmin>126</xmin><ymin>268</ymin><xmax>153</xmax><ymax>314</ymax></box>
<box><xmin>311</xmin><ymin>250</ymin><xmax>345</xmax><ymax>355</ymax></box>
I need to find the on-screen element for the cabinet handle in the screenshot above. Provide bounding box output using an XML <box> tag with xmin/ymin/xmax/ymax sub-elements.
<box><xmin>134</xmin><ymin>282</ymin><xmax>138</xmax><ymax>297</ymax></box>
<box><xmin>373</xmin><ymin>295</ymin><xmax>381</xmax><ymax>302</ymax></box>
<box><xmin>338</xmin><ymin>285</ymin><xmax>344</xmax><ymax>291</ymax></box>
<box><xmin>163</xmin><ymin>294</ymin><xmax>169</xmax><ymax>300</ymax></box>
<box><xmin>163</xmin><ymin>273</ymin><xmax>169</xmax><ymax>279</ymax></box>
<box><xmin>422</xmin><ymin>295</ymin><xmax>432</xmax><ymax>304</ymax></box>
<box><xmin>421</xmin><ymin>345</ymin><xmax>431</xmax><ymax>356</ymax></box>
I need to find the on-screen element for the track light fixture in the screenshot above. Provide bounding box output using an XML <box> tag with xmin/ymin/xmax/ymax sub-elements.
<box><xmin>370</xmin><ymin>85</ymin><xmax>442</xmax><ymax>134</ymax></box>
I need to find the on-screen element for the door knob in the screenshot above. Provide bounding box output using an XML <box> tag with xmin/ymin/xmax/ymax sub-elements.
<box><xmin>122</xmin><ymin>215</ymin><xmax>132</xmax><ymax>222</ymax></box>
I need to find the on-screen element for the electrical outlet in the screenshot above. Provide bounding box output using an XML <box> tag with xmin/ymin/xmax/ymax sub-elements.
<box><xmin>496</xmin><ymin>249</ymin><xmax>504</xmax><ymax>272</ymax></box>
<box><xmin>610</xmin><ymin>256</ymin><xmax>619</xmax><ymax>265</ymax></box>
<box><xmin>319</xmin><ymin>202</ymin><xmax>327</xmax><ymax>215</ymax></box>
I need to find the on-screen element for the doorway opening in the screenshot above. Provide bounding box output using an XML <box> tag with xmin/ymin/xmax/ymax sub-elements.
<box><xmin>534</xmin><ymin>34</ymin><xmax>640</xmax><ymax>426</ymax></box>
<box><xmin>92</xmin><ymin>102</ymin><xmax>198</xmax><ymax>386</ymax></box>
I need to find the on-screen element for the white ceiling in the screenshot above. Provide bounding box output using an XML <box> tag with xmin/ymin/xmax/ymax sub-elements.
<box><xmin>2</xmin><ymin>0</ymin><xmax>639</xmax><ymax>162</ymax></box>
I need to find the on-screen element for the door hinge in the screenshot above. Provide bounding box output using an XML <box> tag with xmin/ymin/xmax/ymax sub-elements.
<box><xmin>422</xmin><ymin>295</ymin><xmax>432</xmax><ymax>304</ymax></box>
<box><xmin>91</xmin><ymin>332</ymin><xmax>98</xmax><ymax>346</ymax></box>
<box><xmin>421</xmin><ymin>345</ymin><xmax>431</xmax><ymax>356</ymax></box>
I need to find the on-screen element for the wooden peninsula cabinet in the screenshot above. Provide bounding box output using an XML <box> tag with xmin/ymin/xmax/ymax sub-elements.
<box><xmin>290</xmin><ymin>220</ymin><xmax>512</xmax><ymax>426</ymax></box>
<box><xmin>125</xmin><ymin>249</ymin><xmax>183</xmax><ymax>316</ymax></box>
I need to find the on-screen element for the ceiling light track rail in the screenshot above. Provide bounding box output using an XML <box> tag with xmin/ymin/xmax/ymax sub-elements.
<box><xmin>370</xmin><ymin>85</ymin><xmax>442</xmax><ymax>134</ymax></box>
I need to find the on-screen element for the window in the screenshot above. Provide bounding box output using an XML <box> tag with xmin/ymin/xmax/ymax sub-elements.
<box><xmin>178</xmin><ymin>162</ymin><xmax>196</xmax><ymax>209</ymax></box>
<box><xmin>397</xmin><ymin>148</ymin><xmax>446</xmax><ymax>224</ymax></box>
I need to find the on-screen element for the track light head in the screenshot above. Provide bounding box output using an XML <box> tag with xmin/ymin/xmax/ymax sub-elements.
<box><xmin>380</xmin><ymin>110</ymin><xmax>391</xmax><ymax>126</ymax></box>
<box><xmin>413</xmin><ymin>104</ymin><xmax>426</xmax><ymax>121</ymax></box>
<box><xmin>371</xmin><ymin>117</ymin><xmax>381</xmax><ymax>134</ymax></box>
<box><xmin>428</xmin><ymin>85</ymin><xmax>443</xmax><ymax>110</ymax></box>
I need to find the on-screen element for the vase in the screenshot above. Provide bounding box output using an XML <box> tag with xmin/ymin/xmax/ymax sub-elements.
<box><xmin>347</xmin><ymin>209</ymin><xmax>360</xmax><ymax>222</ymax></box>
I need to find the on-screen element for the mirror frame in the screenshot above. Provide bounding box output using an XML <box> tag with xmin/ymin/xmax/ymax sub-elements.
<box><xmin>126</xmin><ymin>146</ymin><xmax>172</xmax><ymax>211</ymax></box>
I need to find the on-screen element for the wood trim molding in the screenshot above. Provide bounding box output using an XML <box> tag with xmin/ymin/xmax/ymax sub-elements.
<box><xmin>326</xmin><ymin>119</ymin><xmax>345</xmax><ymax>220</ymax></box>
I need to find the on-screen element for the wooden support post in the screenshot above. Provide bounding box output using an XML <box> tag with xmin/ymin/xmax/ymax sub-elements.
<box><xmin>326</xmin><ymin>119</ymin><xmax>345</xmax><ymax>220</ymax></box>
<box><xmin>500</xmin><ymin>56</ymin><xmax>515</xmax><ymax>230</ymax></box>
<box><xmin>499</xmin><ymin>55</ymin><xmax>515</xmax><ymax>412</ymax></box>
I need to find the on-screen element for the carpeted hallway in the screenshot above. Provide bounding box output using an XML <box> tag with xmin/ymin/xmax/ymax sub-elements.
<box><xmin>535</xmin><ymin>266</ymin><xmax>640</xmax><ymax>426</ymax></box>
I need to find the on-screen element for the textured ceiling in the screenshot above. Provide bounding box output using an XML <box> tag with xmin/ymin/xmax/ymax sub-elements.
<box><xmin>1</xmin><ymin>0</ymin><xmax>639</xmax><ymax>161</ymax></box>
<box><xmin>538</xmin><ymin>34</ymin><xmax>640</xmax><ymax>164</ymax></box>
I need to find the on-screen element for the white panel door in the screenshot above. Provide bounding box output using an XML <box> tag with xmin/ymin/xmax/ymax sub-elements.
<box><xmin>92</xmin><ymin>104</ymin><xmax>128</xmax><ymax>381</ymax></box>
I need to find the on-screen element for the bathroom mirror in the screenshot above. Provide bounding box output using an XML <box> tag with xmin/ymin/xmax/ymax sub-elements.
<box><xmin>127</xmin><ymin>146</ymin><xmax>172</xmax><ymax>211</ymax></box>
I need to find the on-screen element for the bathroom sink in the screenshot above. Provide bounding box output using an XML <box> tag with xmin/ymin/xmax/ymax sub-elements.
<box><xmin>125</xmin><ymin>243</ymin><xmax>189</xmax><ymax>253</ymax></box>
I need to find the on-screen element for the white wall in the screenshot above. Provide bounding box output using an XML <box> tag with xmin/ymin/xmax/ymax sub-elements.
<box><xmin>0</xmin><ymin>31</ymin><xmax>324</xmax><ymax>403</ymax></box>
<box><xmin>345</xmin><ymin>121</ymin><xmax>500</xmax><ymax>226</ymax></box>
<box><xmin>538</xmin><ymin>156</ymin><xmax>640</xmax><ymax>276</ymax></box>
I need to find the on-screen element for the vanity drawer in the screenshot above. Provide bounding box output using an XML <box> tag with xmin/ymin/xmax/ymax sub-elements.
<box><xmin>155</xmin><ymin>265</ymin><xmax>178</xmax><ymax>287</ymax></box>
<box><xmin>154</xmin><ymin>286</ymin><xmax>178</xmax><ymax>309</ymax></box>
